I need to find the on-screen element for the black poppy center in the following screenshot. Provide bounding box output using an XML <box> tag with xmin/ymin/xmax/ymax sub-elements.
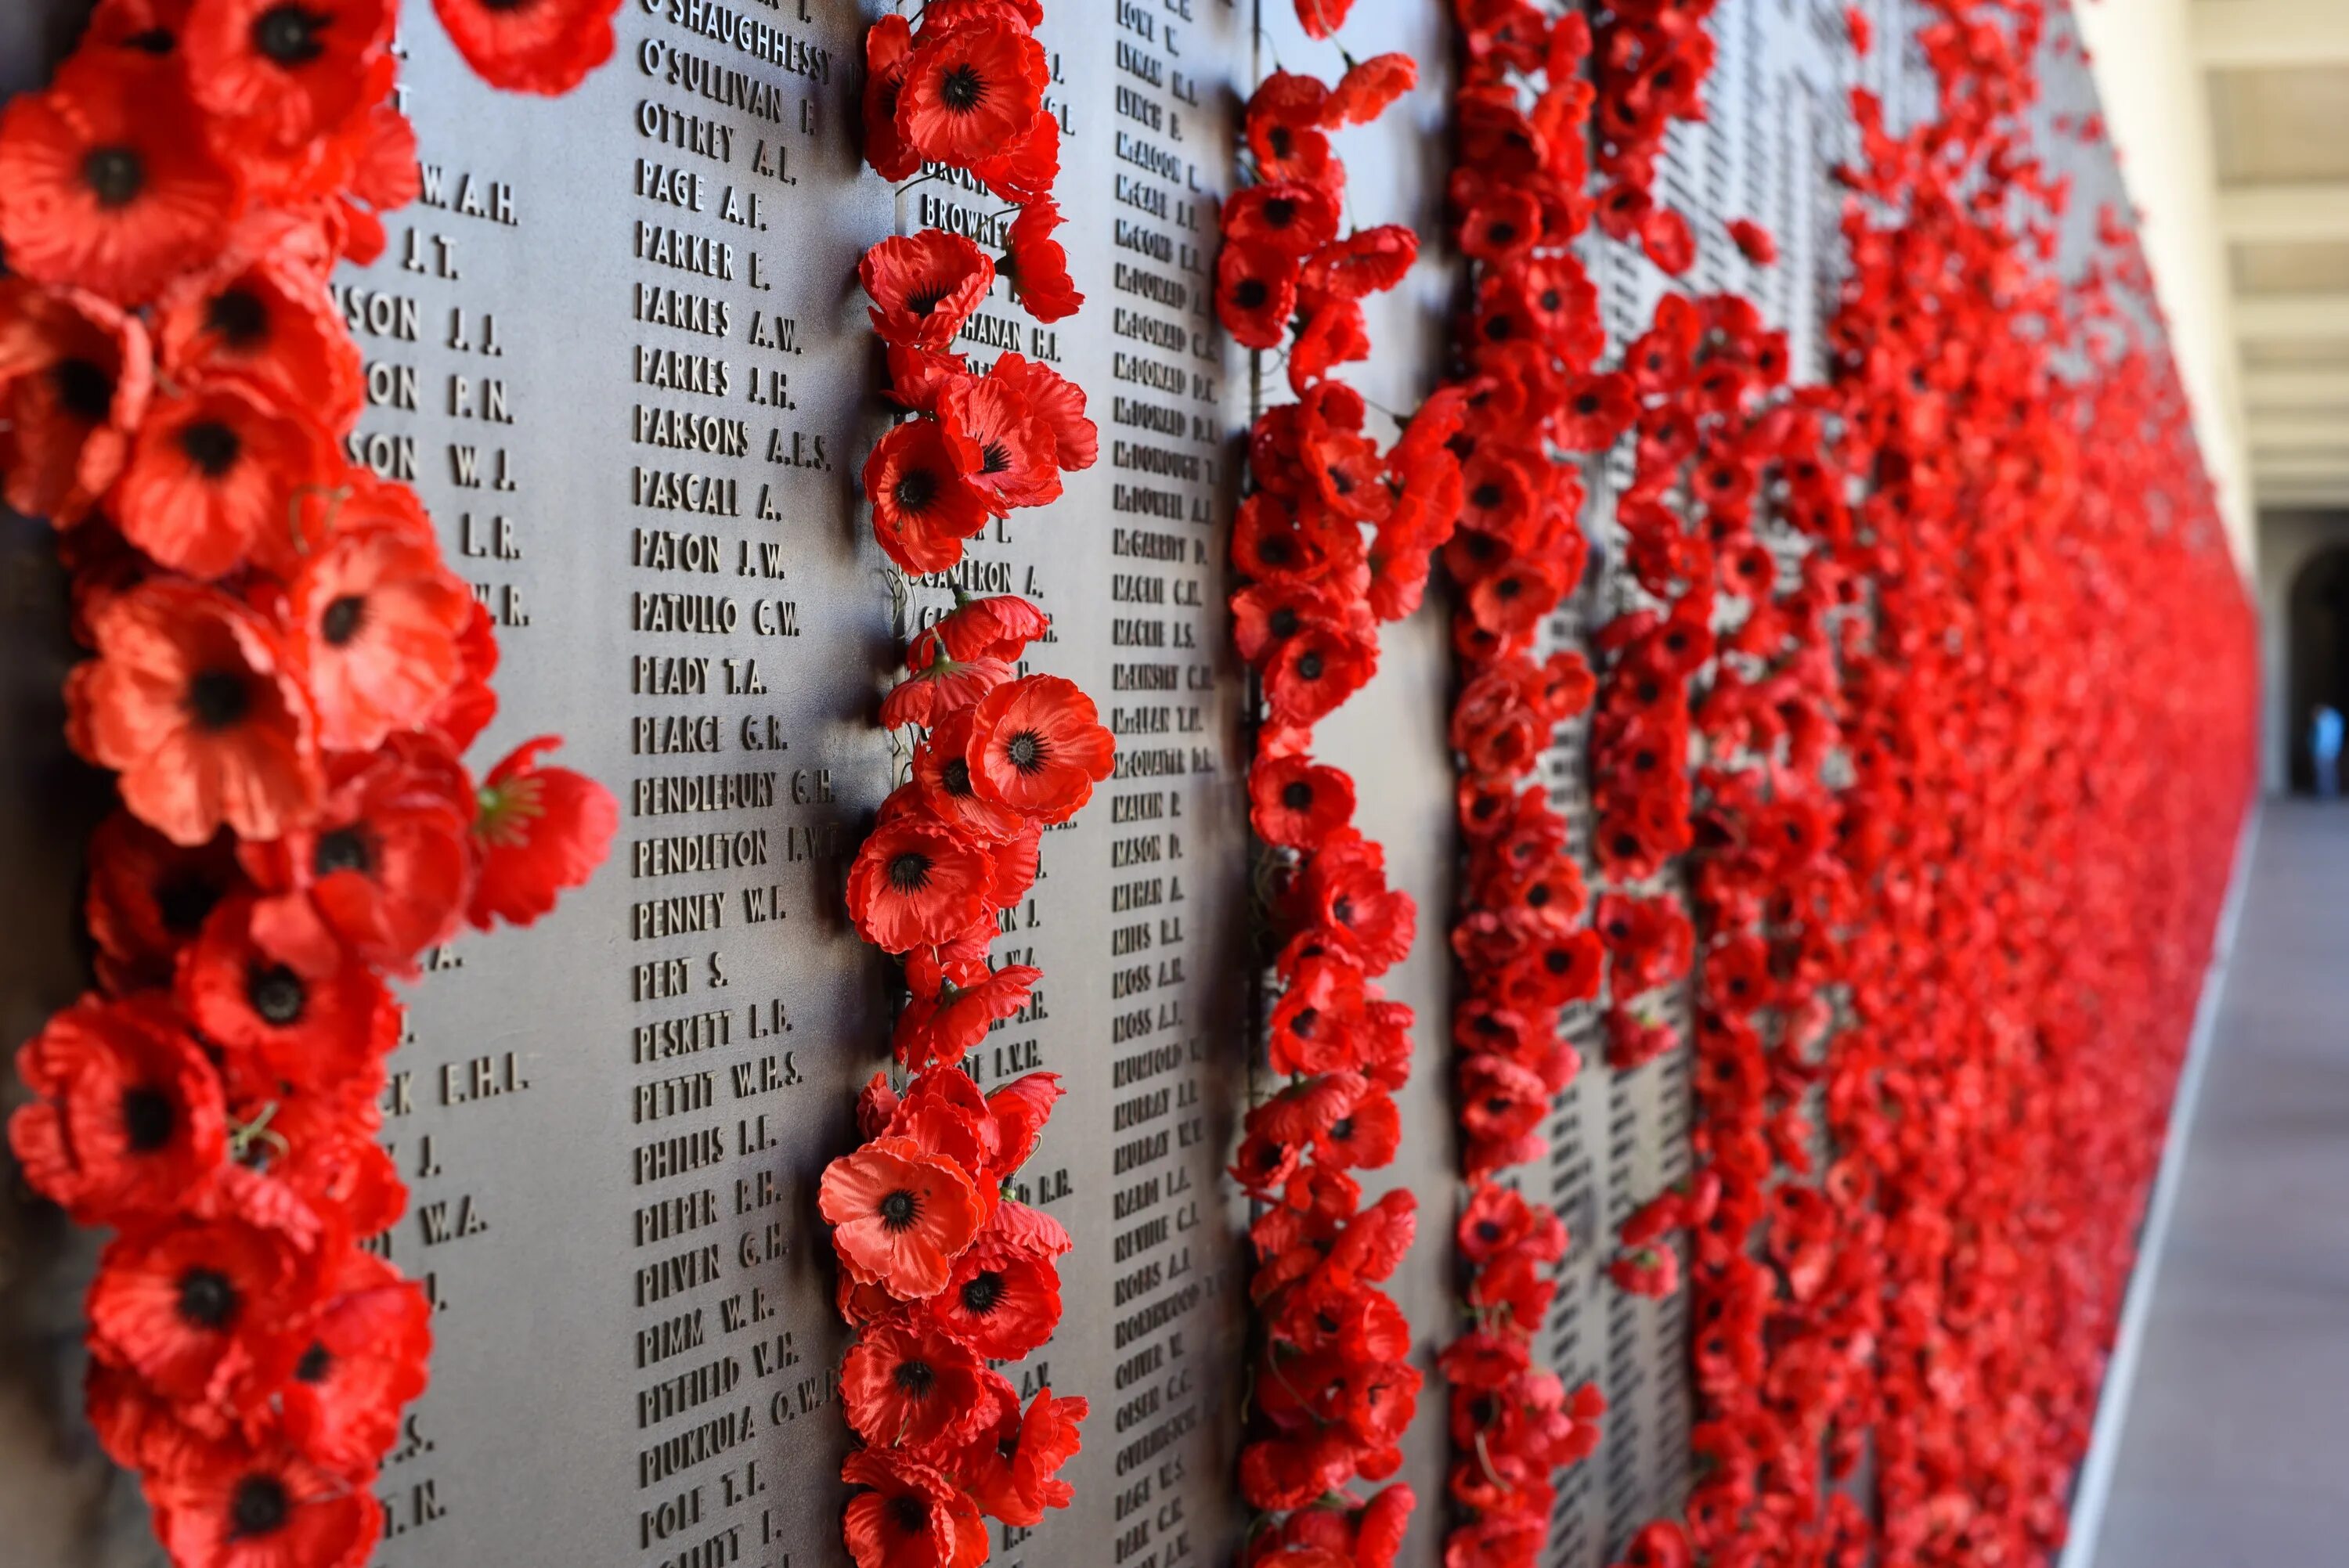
<box><xmin>959</xmin><ymin>1269</ymin><xmax>1005</xmax><ymax>1314</ymax></box>
<box><xmin>879</xmin><ymin>1188</ymin><xmax>918</xmax><ymax>1230</ymax></box>
<box><xmin>1526</xmin><ymin>883</ymin><xmax>1551</xmax><ymax>907</ymax></box>
<box><xmin>1296</xmin><ymin>651</ymin><xmax>1324</xmax><ymax>681</ymax></box>
<box><xmin>1005</xmin><ymin>731</ymin><xmax>1045</xmax><ymax>773</ymax></box>
<box><xmin>294</xmin><ymin>1341</ymin><xmax>332</xmax><ymax>1382</ymax></box>
<box><xmin>252</xmin><ymin>5</ymin><xmax>327</xmax><ymax>65</ymax></box>
<box><xmin>905</xmin><ymin>283</ymin><xmax>952</xmax><ymax>317</ymax></box>
<box><xmin>894</xmin><ymin>468</ymin><xmax>938</xmax><ymax>512</ymax></box>
<box><xmin>1544</xmin><ymin>948</ymin><xmax>1573</xmax><ymax>975</ymax></box>
<box><xmin>1495</xmin><ymin>575</ymin><xmax>1523</xmax><ymax>600</ymax></box>
<box><xmin>177</xmin><ymin>1266</ymin><xmax>239</xmax><ymax>1329</ymax></box>
<box><xmin>187</xmin><ymin>670</ymin><xmax>253</xmax><ymax>732</ymax></box>
<box><xmin>1290</xmin><ymin>1005</ymin><xmax>1319</xmax><ymax>1037</ymax></box>
<box><xmin>888</xmin><ymin>852</ymin><xmax>933</xmax><ymax>894</ymax></box>
<box><xmin>940</xmin><ymin>757</ymin><xmax>974</xmax><ymax>796</ymax></box>
<box><xmin>1280</xmin><ymin>780</ymin><xmax>1313</xmax><ymax>809</ymax></box>
<box><xmin>207</xmin><ymin>287</ymin><xmax>271</xmax><ymax>349</ymax></box>
<box><xmin>121</xmin><ymin>1086</ymin><xmax>175</xmax><ymax>1152</ymax></box>
<box><xmin>1233</xmin><ymin>278</ymin><xmax>1269</xmax><ymax>310</ymax></box>
<box><xmin>893</xmin><ymin>1358</ymin><xmax>936</xmax><ymax>1397</ymax></box>
<box><xmin>1268</xmin><ymin>606</ymin><xmax>1300</xmax><ymax>639</ymax></box>
<box><xmin>319</xmin><ymin>594</ymin><xmax>366</xmax><ymax>647</ymax></box>
<box><xmin>247</xmin><ymin>963</ymin><xmax>307</xmax><ymax>1026</ymax></box>
<box><xmin>313</xmin><ymin>827</ymin><xmax>371</xmax><ymax>879</ymax></box>
<box><xmin>1489</xmin><ymin>220</ymin><xmax>1519</xmax><ymax>243</ymax></box>
<box><xmin>1471</xmin><ymin>482</ymin><xmax>1503</xmax><ymax>510</ymax></box>
<box><xmin>1268</xmin><ymin>125</ymin><xmax>1294</xmax><ymax>157</ymax></box>
<box><xmin>980</xmin><ymin>440</ymin><xmax>1012</xmax><ymax>475</ymax></box>
<box><xmin>1329</xmin><ymin>1116</ymin><xmax>1354</xmax><ymax>1142</ymax></box>
<box><xmin>939</xmin><ymin>63</ymin><xmax>987</xmax><ymax>114</ymax></box>
<box><xmin>52</xmin><ymin>357</ymin><xmax>114</xmax><ymax>422</ymax></box>
<box><xmin>179</xmin><ymin>420</ymin><xmax>242</xmax><ymax>479</ymax></box>
<box><xmin>1262</xmin><ymin>196</ymin><xmax>1297</xmax><ymax>228</ymax></box>
<box><xmin>888</xmin><ymin>1494</ymin><xmax>928</xmax><ymax>1534</ymax></box>
<box><xmin>1540</xmin><ymin>289</ymin><xmax>1561</xmax><ymax>311</ymax></box>
<box><xmin>81</xmin><ymin>146</ymin><xmax>145</xmax><ymax>208</ymax></box>
<box><xmin>1475</xmin><ymin>1219</ymin><xmax>1503</xmax><ymax>1242</ymax></box>
<box><xmin>123</xmin><ymin>26</ymin><xmax>176</xmax><ymax>52</ymax></box>
<box><xmin>229</xmin><ymin>1475</ymin><xmax>290</xmax><ymax>1539</ymax></box>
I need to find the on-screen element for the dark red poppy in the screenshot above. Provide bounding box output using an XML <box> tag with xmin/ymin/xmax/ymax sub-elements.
<box><xmin>1217</xmin><ymin>240</ymin><xmax>1300</xmax><ymax>349</ymax></box>
<box><xmin>0</xmin><ymin>278</ymin><xmax>152</xmax><ymax>524</ymax></box>
<box><xmin>156</xmin><ymin>228</ymin><xmax>364</xmax><ymax>437</ymax></box>
<box><xmin>85</xmin><ymin>811</ymin><xmax>244</xmax><ymax>992</ymax></box>
<box><xmin>841</xmin><ymin>1447</ymin><xmax>988</xmax><ymax>1568</ymax></box>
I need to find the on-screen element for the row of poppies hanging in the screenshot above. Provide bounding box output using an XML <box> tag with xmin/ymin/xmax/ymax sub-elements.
<box><xmin>1423</xmin><ymin>2</ymin><xmax>2253</xmax><ymax>1567</ymax></box>
<box><xmin>0</xmin><ymin>2</ymin><xmax>626</xmax><ymax>1566</ymax></box>
<box><xmin>819</xmin><ymin>3</ymin><xmax>1104</xmax><ymax>1566</ymax></box>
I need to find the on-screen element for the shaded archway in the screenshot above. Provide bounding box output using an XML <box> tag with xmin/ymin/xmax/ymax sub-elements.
<box><xmin>2287</xmin><ymin>545</ymin><xmax>2349</xmax><ymax>794</ymax></box>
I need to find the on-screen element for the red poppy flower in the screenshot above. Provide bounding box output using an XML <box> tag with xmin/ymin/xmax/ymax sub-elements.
<box><xmin>179</xmin><ymin>894</ymin><xmax>395</xmax><ymax>1098</ymax></box>
<box><xmin>1226</xmin><ymin>182</ymin><xmax>1343</xmax><ymax>259</ymax></box>
<box><xmin>239</xmin><ymin>737</ymin><xmax>471</xmax><ymax>976</ymax></box>
<box><xmin>1727</xmin><ymin>217</ymin><xmax>1777</xmax><ymax>265</ymax></box>
<box><xmin>87</xmin><ymin>1206</ymin><xmax>318</xmax><ymax>1417</ymax></box>
<box><xmin>863</xmin><ymin>13</ymin><xmax>920</xmax><ymax>179</ymax></box>
<box><xmin>848</xmin><ymin>810</ymin><xmax>998</xmax><ymax>954</ymax></box>
<box><xmin>964</xmin><ymin>675</ymin><xmax>1114</xmax><ymax>824</ymax></box>
<box><xmin>1293</xmin><ymin>831</ymin><xmax>1416</xmax><ymax>972</ymax></box>
<box><xmin>895</xmin><ymin>964</ymin><xmax>1040</xmax><ymax>1071</ymax></box>
<box><xmin>842</xmin><ymin>1316</ymin><xmax>999</xmax><ymax>1452</ymax></box>
<box><xmin>282</xmin><ymin>523</ymin><xmax>471</xmax><ymax>752</ymax></box>
<box><xmin>914</xmin><ymin>593</ymin><xmax>1052</xmax><ymax>668</ymax></box>
<box><xmin>0</xmin><ymin>279</ymin><xmax>152</xmax><ymax>523</ymax></box>
<box><xmin>863</xmin><ymin>231</ymin><xmax>996</xmax><ymax>351</ymax></box>
<box><xmin>842</xmin><ymin>1447</ymin><xmax>988</xmax><ymax>1568</ymax></box>
<box><xmin>987</xmin><ymin>352</ymin><xmax>1096</xmax><ymax>471</ymax></box>
<box><xmin>1327</xmin><ymin>53</ymin><xmax>1417</xmax><ymax>125</ymax></box>
<box><xmin>431</xmin><ymin>0</ymin><xmax>624</xmax><ymax>96</ymax></box>
<box><xmin>115</xmin><ymin>377</ymin><xmax>335</xmax><ymax>579</ymax></box>
<box><xmin>940</xmin><ymin>372</ymin><xmax>1063</xmax><ymax>513</ymax></box>
<box><xmin>156</xmin><ymin>229</ymin><xmax>364</xmax><ymax>438</ymax></box>
<box><xmin>145</xmin><ymin>1432</ymin><xmax>381</xmax><ymax>1568</ymax></box>
<box><xmin>953</xmin><ymin>1382</ymin><xmax>1087</xmax><ymax>1527</ymax></box>
<box><xmin>1265</xmin><ymin>618</ymin><xmax>1377</xmax><ymax>728</ymax></box>
<box><xmin>85</xmin><ymin>811</ymin><xmax>244</xmax><ymax>992</ymax></box>
<box><xmin>897</xmin><ymin>18</ymin><xmax>1048</xmax><ymax>168</ymax></box>
<box><xmin>466</xmin><ymin>735</ymin><xmax>617</xmax><ymax>930</ymax></box>
<box><xmin>932</xmin><ymin>1228</ymin><xmax>1063</xmax><ymax>1360</ymax></box>
<box><xmin>1247</xmin><ymin>71</ymin><xmax>1340</xmax><ymax>191</ymax></box>
<box><xmin>183</xmin><ymin>0</ymin><xmax>395</xmax><ymax>152</ymax></box>
<box><xmin>74</xmin><ymin>579</ymin><xmax>323</xmax><ymax>847</ymax></box>
<box><xmin>1294</xmin><ymin>0</ymin><xmax>1353</xmax><ymax>38</ymax></box>
<box><xmin>1004</xmin><ymin>197</ymin><xmax>1083</xmax><ymax>322</ymax></box>
<box><xmin>1617</xmin><ymin>1520</ymin><xmax>1694</xmax><ymax>1568</ymax></box>
<box><xmin>229</xmin><ymin>1080</ymin><xmax>402</xmax><ymax>1235</ymax></box>
<box><xmin>821</xmin><ymin>1135</ymin><xmax>987</xmax><ymax>1299</ymax></box>
<box><xmin>9</xmin><ymin>993</ymin><xmax>225</xmax><ymax>1225</ymax></box>
<box><xmin>1216</xmin><ymin>240</ymin><xmax>1299</xmax><ymax>349</ymax></box>
<box><xmin>865</xmin><ymin>418</ymin><xmax>994</xmax><ymax>575</ymax></box>
<box><xmin>1248</xmin><ymin>753</ymin><xmax>1356</xmax><ymax>847</ymax></box>
<box><xmin>0</xmin><ymin>56</ymin><xmax>237</xmax><ymax>302</ymax></box>
<box><xmin>1608</xmin><ymin>1244</ymin><xmax>1681</xmax><ymax>1299</ymax></box>
<box><xmin>269</xmin><ymin>1248</ymin><xmax>428</xmax><ymax>1477</ymax></box>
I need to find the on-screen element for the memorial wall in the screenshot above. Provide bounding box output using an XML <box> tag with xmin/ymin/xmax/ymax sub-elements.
<box><xmin>0</xmin><ymin>3</ymin><xmax>2257</xmax><ymax>1568</ymax></box>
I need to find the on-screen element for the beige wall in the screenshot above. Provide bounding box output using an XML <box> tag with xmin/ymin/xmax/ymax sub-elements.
<box><xmin>2075</xmin><ymin>0</ymin><xmax>2255</xmax><ymax>571</ymax></box>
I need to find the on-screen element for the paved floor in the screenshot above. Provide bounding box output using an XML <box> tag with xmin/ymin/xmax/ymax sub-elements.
<box><xmin>2090</xmin><ymin>803</ymin><xmax>2349</xmax><ymax>1566</ymax></box>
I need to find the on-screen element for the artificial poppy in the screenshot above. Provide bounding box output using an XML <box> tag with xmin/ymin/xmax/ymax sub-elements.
<box><xmin>987</xmin><ymin>352</ymin><xmax>1096</xmax><ymax>471</ymax></box>
<box><xmin>862</xmin><ymin>231</ymin><xmax>996</xmax><ymax>351</ymax></box>
<box><xmin>0</xmin><ymin>278</ymin><xmax>152</xmax><ymax>523</ymax></box>
<box><xmin>1004</xmin><ymin>197</ymin><xmax>1083</xmax><ymax>322</ymax></box>
<box><xmin>145</xmin><ymin>1433</ymin><xmax>381</xmax><ymax>1568</ymax></box>
<box><xmin>240</xmin><ymin>737</ymin><xmax>472</xmax><ymax>976</ymax></box>
<box><xmin>1727</xmin><ymin>216</ymin><xmax>1777</xmax><ymax>265</ymax></box>
<box><xmin>87</xmin><ymin>1206</ymin><xmax>317</xmax><ymax>1416</ymax></box>
<box><xmin>1225</xmin><ymin>182</ymin><xmax>1343</xmax><ymax>259</ymax></box>
<box><xmin>177</xmin><ymin>894</ymin><xmax>395</xmax><ymax>1091</ymax></box>
<box><xmin>269</xmin><ymin>1248</ymin><xmax>429</xmax><ymax>1478</ymax></box>
<box><xmin>896</xmin><ymin>18</ymin><xmax>1048</xmax><ymax>168</ymax></box>
<box><xmin>841</xmin><ymin>1316</ymin><xmax>998</xmax><ymax>1452</ymax></box>
<box><xmin>431</xmin><ymin>0</ymin><xmax>625</xmax><ymax>96</ymax></box>
<box><xmin>0</xmin><ymin>55</ymin><xmax>237</xmax><ymax>302</ymax></box>
<box><xmin>953</xmin><ymin>1382</ymin><xmax>1087</xmax><ymax>1527</ymax></box>
<box><xmin>114</xmin><ymin>377</ymin><xmax>335</xmax><ymax>579</ymax></box>
<box><xmin>862</xmin><ymin>13</ymin><xmax>920</xmax><ymax>179</ymax></box>
<box><xmin>894</xmin><ymin>964</ymin><xmax>1040</xmax><ymax>1071</ymax></box>
<box><xmin>939</xmin><ymin>372</ymin><xmax>1063</xmax><ymax>513</ymax></box>
<box><xmin>466</xmin><ymin>735</ymin><xmax>617</xmax><ymax>930</ymax></box>
<box><xmin>915</xmin><ymin>593</ymin><xmax>1052</xmax><ymax>667</ymax></box>
<box><xmin>285</xmin><ymin>522</ymin><xmax>473</xmax><ymax>752</ymax></box>
<box><xmin>9</xmin><ymin>993</ymin><xmax>226</xmax><ymax>1226</ymax></box>
<box><xmin>820</xmin><ymin>1135</ymin><xmax>987</xmax><ymax>1298</ymax></box>
<box><xmin>847</xmin><ymin>811</ymin><xmax>997</xmax><ymax>953</ymax></box>
<box><xmin>1247</xmin><ymin>753</ymin><xmax>1355</xmax><ymax>848</ymax></box>
<box><xmin>865</xmin><ymin>419</ymin><xmax>994</xmax><ymax>575</ymax></box>
<box><xmin>1216</xmin><ymin>240</ymin><xmax>1299</xmax><ymax>349</ymax></box>
<box><xmin>71</xmin><ymin>579</ymin><xmax>323</xmax><ymax>847</ymax></box>
<box><xmin>155</xmin><ymin>230</ymin><xmax>365</xmax><ymax>438</ymax></box>
<box><xmin>963</xmin><ymin>675</ymin><xmax>1114</xmax><ymax>824</ymax></box>
<box><xmin>1326</xmin><ymin>52</ymin><xmax>1416</xmax><ymax>125</ymax></box>
<box><xmin>182</xmin><ymin>0</ymin><xmax>395</xmax><ymax>152</ymax></box>
<box><xmin>841</xmin><ymin>1447</ymin><xmax>987</xmax><ymax>1568</ymax></box>
<box><xmin>85</xmin><ymin>810</ymin><xmax>244</xmax><ymax>991</ymax></box>
<box><xmin>932</xmin><ymin>1230</ymin><xmax>1063</xmax><ymax>1361</ymax></box>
